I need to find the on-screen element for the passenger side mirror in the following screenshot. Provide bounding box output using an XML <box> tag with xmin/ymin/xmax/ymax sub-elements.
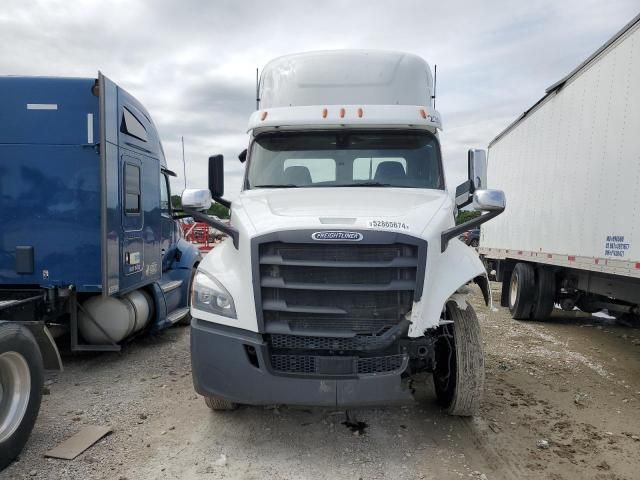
<box><xmin>441</xmin><ymin>189</ymin><xmax>506</xmax><ymax>253</ymax></box>
<box><xmin>454</xmin><ymin>149</ymin><xmax>488</xmax><ymax>209</ymax></box>
<box><xmin>181</xmin><ymin>189</ymin><xmax>212</xmax><ymax>212</ymax></box>
<box><xmin>472</xmin><ymin>189</ymin><xmax>506</xmax><ymax>212</ymax></box>
<box><xmin>468</xmin><ymin>149</ymin><xmax>487</xmax><ymax>191</ymax></box>
<box><xmin>238</xmin><ymin>149</ymin><xmax>247</xmax><ymax>163</ymax></box>
<box><xmin>208</xmin><ymin>155</ymin><xmax>224</xmax><ymax>199</ymax></box>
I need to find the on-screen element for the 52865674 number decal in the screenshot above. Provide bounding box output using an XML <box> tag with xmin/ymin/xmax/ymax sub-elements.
<box><xmin>368</xmin><ymin>220</ymin><xmax>410</xmax><ymax>230</ymax></box>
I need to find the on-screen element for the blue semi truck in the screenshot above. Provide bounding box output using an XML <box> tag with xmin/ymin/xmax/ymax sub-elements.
<box><xmin>0</xmin><ymin>73</ymin><xmax>200</xmax><ymax>468</ymax></box>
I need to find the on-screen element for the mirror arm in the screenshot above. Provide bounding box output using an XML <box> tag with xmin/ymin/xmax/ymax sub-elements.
<box><xmin>214</xmin><ymin>196</ymin><xmax>232</xmax><ymax>209</ymax></box>
<box><xmin>182</xmin><ymin>206</ymin><xmax>239</xmax><ymax>249</ymax></box>
<box><xmin>441</xmin><ymin>209</ymin><xmax>503</xmax><ymax>253</ymax></box>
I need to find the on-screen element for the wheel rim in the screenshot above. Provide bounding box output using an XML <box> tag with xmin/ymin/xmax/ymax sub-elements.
<box><xmin>0</xmin><ymin>351</ymin><xmax>31</xmax><ymax>443</ymax></box>
<box><xmin>509</xmin><ymin>272</ymin><xmax>519</xmax><ymax>309</ymax></box>
<box><xmin>433</xmin><ymin>323</ymin><xmax>457</xmax><ymax>406</ymax></box>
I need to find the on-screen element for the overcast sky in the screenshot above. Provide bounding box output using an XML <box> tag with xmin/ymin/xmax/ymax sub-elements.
<box><xmin>1</xmin><ymin>1</ymin><xmax>638</xmax><ymax>200</ymax></box>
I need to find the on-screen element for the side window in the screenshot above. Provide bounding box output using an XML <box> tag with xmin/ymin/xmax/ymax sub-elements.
<box><xmin>125</xmin><ymin>164</ymin><xmax>141</xmax><ymax>214</ymax></box>
<box><xmin>121</xmin><ymin>108</ymin><xmax>148</xmax><ymax>142</ymax></box>
<box><xmin>283</xmin><ymin>158</ymin><xmax>336</xmax><ymax>183</ymax></box>
<box><xmin>353</xmin><ymin>157</ymin><xmax>406</xmax><ymax>181</ymax></box>
<box><xmin>160</xmin><ymin>172</ymin><xmax>170</xmax><ymax>213</ymax></box>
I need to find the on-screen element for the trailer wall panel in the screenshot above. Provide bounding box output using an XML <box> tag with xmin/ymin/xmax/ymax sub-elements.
<box><xmin>482</xmin><ymin>22</ymin><xmax>640</xmax><ymax>265</ymax></box>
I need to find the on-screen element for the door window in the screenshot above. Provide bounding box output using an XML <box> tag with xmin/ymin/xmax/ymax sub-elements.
<box><xmin>124</xmin><ymin>163</ymin><xmax>141</xmax><ymax>214</ymax></box>
<box><xmin>160</xmin><ymin>172</ymin><xmax>170</xmax><ymax>213</ymax></box>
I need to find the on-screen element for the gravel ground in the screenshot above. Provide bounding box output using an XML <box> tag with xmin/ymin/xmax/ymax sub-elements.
<box><xmin>2</xmin><ymin>283</ymin><xmax>639</xmax><ymax>480</ymax></box>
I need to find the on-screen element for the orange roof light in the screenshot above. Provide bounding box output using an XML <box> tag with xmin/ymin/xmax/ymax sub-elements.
<box><xmin>419</xmin><ymin>109</ymin><xmax>427</xmax><ymax>119</ymax></box>
<box><xmin>339</xmin><ymin>108</ymin><xmax>346</xmax><ymax>118</ymax></box>
<box><xmin>357</xmin><ymin>108</ymin><xmax>363</xmax><ymax>118</ymax></box>
<box><xmin>322</xmin><ymin>108</ymin><xmax>328</xmax><ymax>118</ymax></box>
<box><xmin>260</xmin><ymin>111</ymin><xmax>268</xmax><ymax>121</ymax></box>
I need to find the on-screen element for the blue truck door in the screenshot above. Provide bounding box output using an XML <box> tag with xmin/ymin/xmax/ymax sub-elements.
<box><xmin>117</xmin><ymin>93</ymin><xmax>162</xmax><ymax>293</ymax></box>
<box><xmin>99</xmin><ymin>72</ymin><xmax>162</xmax><ymax>295</ymax></box>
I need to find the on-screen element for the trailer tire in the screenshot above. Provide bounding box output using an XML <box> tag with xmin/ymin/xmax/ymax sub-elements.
<box><xmin>0</xmin><ymin>323</ymin><xmax>44</xmax><ymax>470</ymax></box>
<box><xmin>433</xmin><ymin>302</ymin><xmax>484</xmax><ymax>416</ymax></box>
<box><xmin>508</xmin><ymin>263</ymin><xmax>535</xmax><ymax>319</ymax></box>
<box><xmin>531</xmin><ymin>267</ymin><xmax>556</xmax><ymax>320</ymax></box>
<box><xmin>204</xmin><ymin>395</ymin><xmax>237</xmax><ymax>411</ymax></box>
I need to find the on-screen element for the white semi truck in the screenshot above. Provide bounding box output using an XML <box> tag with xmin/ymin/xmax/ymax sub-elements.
<box><xmin>480</xmin><ymin>14</ymin><xmax>640</xmax><ymax>323</ymax></box>
<box><xmin>182</xmin><ymin>50</ymin><xmax>505</xmax><ymax>415</ymax></box>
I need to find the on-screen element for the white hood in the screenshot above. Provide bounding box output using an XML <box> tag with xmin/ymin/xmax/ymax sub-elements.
<box><xmin>234</xmin><ymin>187</ymin><xmax>449</xmax><ymax>237</ymax></box>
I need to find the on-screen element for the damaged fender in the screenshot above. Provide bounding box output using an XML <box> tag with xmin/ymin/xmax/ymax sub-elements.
<box><xmin>408</xmin><ymin>239</ymin><xmax>490</xmax><ymax>337</ymax></box>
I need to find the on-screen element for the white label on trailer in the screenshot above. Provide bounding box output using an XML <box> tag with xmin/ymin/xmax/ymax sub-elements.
<box><xmin>604</xmin><ymin>235</ymin><xmax>630</xmax><ymax>258</ymax></box>
<box><xmin>87</xmin><ymin>113</ymin><xmax>94</xmax><ymax>143</ymax></box>
<box><xmin>27</xmin><ymin>103</ymin><xmax>58</xmax><ymax>110</ymax></box>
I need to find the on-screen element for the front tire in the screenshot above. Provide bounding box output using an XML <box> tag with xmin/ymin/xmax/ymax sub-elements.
<box><xmin>0</xmin><ymin>323</ymin><xmax>44</xmax><ymax>470</ymax></box>
<box><xmin>508</xmin><ymin>263</ymin><xmax>535</xmax><ymax>319</ymax></box>
<box><xmin>433</xmin><ymin>302</ymin><xmax>485</xmax><ymax>416</ymax></box>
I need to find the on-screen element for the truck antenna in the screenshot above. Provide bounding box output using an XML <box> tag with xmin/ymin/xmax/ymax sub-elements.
<box><xmin>181</xmin><ymin>136</ymin><xmax>187</xmax><ymax>191</ymax></box>
<box><xmin>431</xmin><ymin>64</ymin><xmax>437</xmax><ymax>109</ymax></box>
<box><xmin>256</xmin><ymin>68</ymin><xmax>260</xmax><ymax>110</ymax></box>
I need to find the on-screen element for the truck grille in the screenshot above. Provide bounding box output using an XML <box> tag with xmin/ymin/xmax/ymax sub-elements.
<box><xmin>256</xmin><ymin>238</ymin><xmax>425</xmax><ymax>335</ymax></box>
<box><xmin>253</xmin><ymin>231</ymin><xmax>426</xmax><ymax>377</ymax></box>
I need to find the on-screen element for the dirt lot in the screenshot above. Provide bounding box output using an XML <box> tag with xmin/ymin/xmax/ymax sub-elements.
<box><xmin>2</xmin><ymin>283</ymin><xmax>639</xmax><ymax>480</ymax></box>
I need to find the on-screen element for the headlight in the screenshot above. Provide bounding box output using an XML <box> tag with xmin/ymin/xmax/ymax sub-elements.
<box><xmin>191</xmin><ymin>271</ymin><xmax>237</xmax><ymax>319</ymax></box>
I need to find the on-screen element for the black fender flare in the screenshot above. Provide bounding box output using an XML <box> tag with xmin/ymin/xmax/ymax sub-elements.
<box><xmin>0</xmin><ymin>321</ymin><xmax>63</xmax><ymax>371</ymax></box>
<box><xmin>474</xmin><ymin>274</ymin><xmax>491</xmax><ymax>306</ymax></box>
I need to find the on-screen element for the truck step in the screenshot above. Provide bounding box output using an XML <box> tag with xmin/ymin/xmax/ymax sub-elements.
<box><xmin>166</xmin><ymin>306</ymin><xmax>190</xmax><ymax>324</ymax></box>
<box><xmin>160</xmin><ymin>280</ymin><xmax>183</xmax><ymax>293</ymax></box>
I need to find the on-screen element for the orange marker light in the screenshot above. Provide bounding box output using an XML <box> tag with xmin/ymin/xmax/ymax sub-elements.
<box><xmin>339</xmin><ymin>108</ymin><xmax>346</xmax><ymax>118</ymax></box>
<box><xmin>357</xmin><ymin>108</ymin><xmax>363</xmax><ymax>118</ymax></box>
<box><xmin>420</xmin><ymin>109</ymin><xmax>427</xmax><ymax>119</ymax></box>
<box><xmin>322</xmin><ymin>108</ymin><xmax>328</xmax><ymax>118</ymax></box>
<box><xmin>260</xmin><ymin>111</ymin><xmax>268</xmax><ymax>121</ymax></box>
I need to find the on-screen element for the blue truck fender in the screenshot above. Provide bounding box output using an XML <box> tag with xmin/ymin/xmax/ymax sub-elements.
<box><xmin>173</xmin><ymin>238</ymin><xmax>202</xmax><ymax>271</ymax></box>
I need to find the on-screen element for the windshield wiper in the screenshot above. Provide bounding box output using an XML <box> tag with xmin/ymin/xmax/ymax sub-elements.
<box><xmin>335</xmin><ymin>182</ymin><xmax>393</xmax><ymax>187</ymax></box>
<box><xmin>252</xmin><ymin>184</ymin><xmax>299</xmax><ymax>188</ymax></box>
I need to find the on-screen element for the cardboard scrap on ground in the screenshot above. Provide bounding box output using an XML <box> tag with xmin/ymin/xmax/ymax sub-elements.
<box><xmin>45</xmin><ymin>425</ymin><xmax>112</xmax><ymax>460</ymax></box>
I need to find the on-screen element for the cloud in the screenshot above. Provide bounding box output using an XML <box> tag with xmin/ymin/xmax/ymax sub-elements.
<box><xmin>1</xmin><ymin>0</ymin><xmax>637</xmax><ymax>199</ymax></box>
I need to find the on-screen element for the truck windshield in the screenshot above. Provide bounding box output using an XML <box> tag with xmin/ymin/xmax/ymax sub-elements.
<box><xmin>246</xmin><ymin>131</ymin><xmax>443</xmax><ymax>189</ymax></box>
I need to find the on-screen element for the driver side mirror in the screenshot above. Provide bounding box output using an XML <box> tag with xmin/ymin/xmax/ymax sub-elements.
<box><xmin>455</xmin><ymin>149</ymin><xmax>488</xmax><ymax>208</ymax></box>
<box><xmin>209</xmin><ymin>154</ymin><xmax>224</xmax><ymax>199</ymax></box>
<box><xmin>181</xmin><ymin>188</ymin><xmax>212</xmax><ymax>212</ymax></box>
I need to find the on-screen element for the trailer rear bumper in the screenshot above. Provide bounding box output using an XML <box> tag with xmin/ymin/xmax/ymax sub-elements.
<box><xmin>190</xmin><ymin>319</ymin><xmax>413</xmax><ymax>407</ymax></box>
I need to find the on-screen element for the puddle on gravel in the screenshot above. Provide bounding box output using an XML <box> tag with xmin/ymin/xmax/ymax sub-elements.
<box><xmin>342</xmin><ymin>411</ymin><xmax>369</xmax><ymax>434</ymax></box>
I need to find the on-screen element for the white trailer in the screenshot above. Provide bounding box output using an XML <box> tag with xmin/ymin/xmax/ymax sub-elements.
<box><xmin>480</xmin><ymin>14</ymin><xmax>640</xmax><ymax>322</ymax></box>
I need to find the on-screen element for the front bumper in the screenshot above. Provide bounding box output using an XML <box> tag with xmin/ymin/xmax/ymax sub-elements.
<box><xmin>190</xmin><ymin>319</ymin><xmax>414</xmax><ymax>407</ymax></box>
